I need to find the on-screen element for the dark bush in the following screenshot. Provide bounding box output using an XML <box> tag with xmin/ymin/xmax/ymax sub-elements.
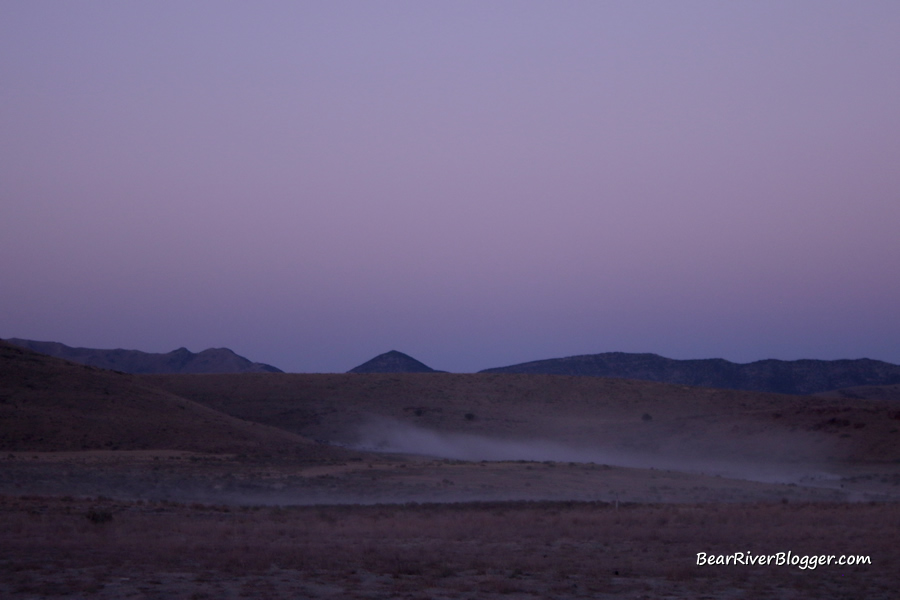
<box><xmin>86</xmin><ymin>509</ymin><xmax>113</xmax><ymax>524</ymax></box>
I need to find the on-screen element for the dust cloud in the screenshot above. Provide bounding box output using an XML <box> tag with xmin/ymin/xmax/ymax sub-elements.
<box><xmin>351</xmin><ymin>417</ymin><xmax>832</xmax><ymax>486</ymax></box>
<box><xmin>355</xmin><ymin>417</ymin><xmax>617</xmax><ymax>463</ymax></box>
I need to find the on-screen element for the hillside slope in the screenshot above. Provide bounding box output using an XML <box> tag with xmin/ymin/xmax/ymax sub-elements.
<box><xmin>142</xmin><ymin>372</ymin><xmax>900</xmax><ymax>465</ymax></box>
<box><xmin>0</xmin><ymin>340</ymin><xmax>335</xmax><ymax>457</ymax></box>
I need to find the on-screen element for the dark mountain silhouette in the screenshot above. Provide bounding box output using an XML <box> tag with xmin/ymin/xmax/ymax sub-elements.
<box><xmin>348</xmin><ymin>350</ymin><xmax>441</xmax><ymax>373</ymax></box>
<box><xmin>479</xmin><ymin>352</ymin><xmax>900</xmax><ymax>395</ymax></box>
<box><xmin>6</xmin><ymin>338</ymin><xmax>282</xmax><ymax>374</ymax></box>
<box><xmin>0</xmin><ymin>339</ymin><xmax>315</xmax><ymax>454</ymax></box>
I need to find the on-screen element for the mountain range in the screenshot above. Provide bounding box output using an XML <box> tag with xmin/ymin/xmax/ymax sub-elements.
<box><xmin>7</xmin><ymin>338</ymin><xmax>900</xmax><ymax>396</ymax></box>
<box><xmin>5</xmin><ymin>338</ymin><xmax>282</xmax><ymax>374</ymax></box>
<box><xmin>479</xmin><ymin>352</ymin><xmax>900</xmax><ymax>395</ymax></box>
<box><xmin>3</xmin><ymin>335</ymin><xmax>900</xmax><ymax>474</ymax></box>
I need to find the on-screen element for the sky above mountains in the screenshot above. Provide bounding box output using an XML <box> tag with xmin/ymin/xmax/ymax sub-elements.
<box><xmin>2</xmin><ymin>1</ymin><xmax>899</xmax><ymax>373</ymax></box>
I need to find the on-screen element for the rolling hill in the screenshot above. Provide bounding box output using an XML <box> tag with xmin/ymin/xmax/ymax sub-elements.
<box><xmin>142</xmin><ymin>371</ymin><xmax>900</xmax><ymax>466</ymax></box>
<box><xmin>0</xmin><ymin>339</ymin><xmax>340</xmax><ymax>458</ymax></box>
<box><xmin>5</xmin><ymin>335</ymin><xmax>899</xmax><ymax>469</ymax></box>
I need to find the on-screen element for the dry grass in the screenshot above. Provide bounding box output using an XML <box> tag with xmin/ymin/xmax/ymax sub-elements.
<box><xmin>1</xmin><ymin>495</ymin><xmax>897</xmax><ymax>599</ymax></box>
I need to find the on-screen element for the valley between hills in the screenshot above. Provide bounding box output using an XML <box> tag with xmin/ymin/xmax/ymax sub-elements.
<box><xmin>2</xmin><ymin>339</ymin><xmax>898</xmax><ymax>599</ymax></box>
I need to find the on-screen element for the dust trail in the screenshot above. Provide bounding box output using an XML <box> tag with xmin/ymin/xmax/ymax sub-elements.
<box><xmin>351</xmin><ymin>417</ymin><xmax>832</xmax><ymax>485</ymax></box>
<box><xmin>355</xmin><ymin>417</ymin><xmax>618</xmax><ymax>463</ymax></box>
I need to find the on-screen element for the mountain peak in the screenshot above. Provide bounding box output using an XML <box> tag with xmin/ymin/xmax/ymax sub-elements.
<box><xmin>348</xmin><ymin>350</ymin><xmax>439</xmax><ymax>373</ymax></box>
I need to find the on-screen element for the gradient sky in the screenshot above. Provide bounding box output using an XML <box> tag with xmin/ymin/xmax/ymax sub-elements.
<box><xmin>2</xmin><ymin>1</ymin><xmax>899</xmax><ymax>373</ymax></box>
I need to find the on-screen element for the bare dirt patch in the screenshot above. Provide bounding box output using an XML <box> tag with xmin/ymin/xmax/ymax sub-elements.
<box><xmin>2</xmin><ymin>451</ymin><xmax>889</xmax><ymax>506</ymax></box>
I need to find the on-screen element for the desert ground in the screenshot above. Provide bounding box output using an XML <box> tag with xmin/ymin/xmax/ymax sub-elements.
<box><xmin>2</xmin><ymin>341</ymin><xmax>898</xmax><ymax>598</ymax></box>
<box><xmin>3</xmin><ymin>492</ymin><xmax>898</xmax><ymax>600</ymax></box>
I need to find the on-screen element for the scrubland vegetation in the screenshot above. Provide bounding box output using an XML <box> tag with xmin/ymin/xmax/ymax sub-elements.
<box><xmin>3</xmin><ymin>341</ymin><xmax>898</xmax><ymax>598</ymax></box>
<box><xmin>2</xmin><ymin>495</ymin><xmax>898</xmax><ymax>599</ymax></box>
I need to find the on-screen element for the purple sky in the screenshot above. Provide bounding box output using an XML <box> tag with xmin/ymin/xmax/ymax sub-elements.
<box><xmin>2</xmin><ymin>1</ymin><xmax>899</xmax><ymax>373</ymax></box>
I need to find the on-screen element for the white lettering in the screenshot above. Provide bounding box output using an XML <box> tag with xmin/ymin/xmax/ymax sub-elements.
<box><xmin>694</xmin><ymin>551</ymin><xmax>870</xmax><ymax>569</ymax></box>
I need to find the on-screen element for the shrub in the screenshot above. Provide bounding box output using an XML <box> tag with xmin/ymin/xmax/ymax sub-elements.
<box><xmin>85</xmin><ymin>509</ymin><xmax>113</xmax><ymax>524</ymax></box>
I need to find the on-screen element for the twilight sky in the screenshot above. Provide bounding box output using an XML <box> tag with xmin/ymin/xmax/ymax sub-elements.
<box><xmin>2</xmin><ymin>1</ymin><xmax>899</xmax><ymax>373</ymax></box>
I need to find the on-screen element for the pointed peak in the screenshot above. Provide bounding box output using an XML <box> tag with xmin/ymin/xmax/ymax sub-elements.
<box><xmin>348</xmin><ymin>350</ymin><xmax>439</xmax><ymax>373</ymax></box>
